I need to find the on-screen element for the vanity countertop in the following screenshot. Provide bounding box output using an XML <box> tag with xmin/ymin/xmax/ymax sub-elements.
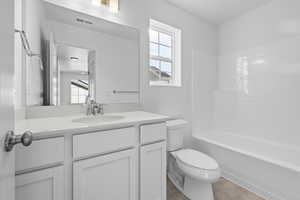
<box><xmin>15</xmin><ymin>111</ymin><xmax>170</xmax><ymax>139</ymax></box>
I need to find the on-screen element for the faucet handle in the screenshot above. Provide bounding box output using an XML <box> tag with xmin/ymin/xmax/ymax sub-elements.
<box><xmin>90</xmin><ymin>99</ymin><xmax>96</xmax><ymax>105</ymax></box>
<box><xmin>98</xmin><ymin>103</ymin><xmax>105</xmax><ymax>115</ymax></box>
<box><xmin>86</xmin><ymin>95</ymin><xmax>96</xmax><ymax>103</ymax></box>
<box><xmin>92</xmin><ymin>104</ymin><xmax>99</xmax><ymax>115</ymax></box>
<box><xmin>85</xmin><ymin>95</ymin><xmax>95</xmax><ymax>116</ymax></box>
<box><xmin>85</xmin><ymin>95</ymin><xmax>91</xmax><ymax>104</ymax></box>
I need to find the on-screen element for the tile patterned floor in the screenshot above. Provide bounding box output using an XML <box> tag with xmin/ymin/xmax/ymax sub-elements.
<box><xmin>167</xmin><ymin>178</ymin><xmax>265</xmax><ymax>200</ymax></box>
<box><xmin>167</xmin><ymin>178</ymin><xmax>189</xmax><ymax>200</ymax></box>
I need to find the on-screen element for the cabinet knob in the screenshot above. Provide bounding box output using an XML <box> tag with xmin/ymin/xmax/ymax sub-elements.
<box><xmin>4</xmin><ymin>131</ymin><xmax>33</xmax><ymax>152</ymax></box>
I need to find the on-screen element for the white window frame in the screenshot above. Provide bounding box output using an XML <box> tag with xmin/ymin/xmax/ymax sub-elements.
<box><xmin>70</xmin><ymin>83</ymin><xmax>88</xmax><ymax>104</ymax></box>
<box><xmin>149</xmin><ymin>19</ymin><xmax>182</xmax><ymax>87</ymax></box>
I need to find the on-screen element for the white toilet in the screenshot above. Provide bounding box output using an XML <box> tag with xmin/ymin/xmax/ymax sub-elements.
<box><xmin>167</xmin><ymin>120</ymin><xmax>221</xmax><ymax>200</ymax></box>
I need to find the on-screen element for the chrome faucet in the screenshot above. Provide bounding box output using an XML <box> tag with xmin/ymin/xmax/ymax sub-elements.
<box><xmin>91</xmin><ymin>103</ymin><xmax>104</xmax><ymax>115</ymax></box>
<box><xmin>85</xmin><ymin>96</ymin><xmax>104</xmax><ymax>116</ymax></box>
<box><xmin>96</xmin><ymin>104</ymin><xmax>105</xmax><ymax>115</ymax></box>
<box><xmin>85</xmin><ymin>95</ymin><xmax>93</xmax><ymax>116</ymax></box>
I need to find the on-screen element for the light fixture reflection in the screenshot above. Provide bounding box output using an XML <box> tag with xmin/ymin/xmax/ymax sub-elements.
<box><xmin>252</xmin><ymin>59</ymin><xmax>266</xmax><ymax>65</ymax></box>
<box><xmin>236</xmin><ymin>56</ymin><xmax>249</xmax><ymax>95</ymax></box>
<box><xmin>91</xmin><ymin>0</ymin><xmax>119</xmax><ymax>13</ymax></box>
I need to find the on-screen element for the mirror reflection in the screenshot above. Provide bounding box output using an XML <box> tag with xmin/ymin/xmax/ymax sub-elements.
<box><xmin>53</xmin><ymin>45</ymin><xmax>95</xmax><ymax>105</ymax></box>
<box><xmin>18</xmin><ymin>0</ymin><xmax>140</xmax><ymax>107</ymax></box>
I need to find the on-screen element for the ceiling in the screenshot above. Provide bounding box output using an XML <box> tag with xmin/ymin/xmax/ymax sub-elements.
<box><xmin>167</xmin><ymin>0</ymin><xmax>272</xmax><ymax>24</ymax></box>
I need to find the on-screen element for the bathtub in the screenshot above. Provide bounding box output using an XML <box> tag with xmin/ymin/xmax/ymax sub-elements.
<box><xmin>192</xmin><ymin>131</ymin><xmax>300</xmax><ymax>200</ymax></box>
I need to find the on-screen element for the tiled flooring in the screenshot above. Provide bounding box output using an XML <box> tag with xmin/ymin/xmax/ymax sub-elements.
<box><xmin>167</xmin><ymin>178</ymin><xmax>265</xmax><ymax>200</ymax></box>
<box><xmin>167</xmin><ymin>178</ymin><xmax>189</xmax><ymax>200</ymax></box>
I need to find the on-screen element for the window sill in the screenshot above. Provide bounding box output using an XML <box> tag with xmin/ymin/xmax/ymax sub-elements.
<box><xmin>149</xmin><ymin>82</ymin><xmax>181</xmax><ymax>88</ymax></box>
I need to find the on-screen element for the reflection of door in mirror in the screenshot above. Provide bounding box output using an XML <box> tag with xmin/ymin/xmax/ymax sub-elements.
<box><xmin>48</xmin><ymin>43</ymin><xmax>95</xmax><ymax>106</ymax></box>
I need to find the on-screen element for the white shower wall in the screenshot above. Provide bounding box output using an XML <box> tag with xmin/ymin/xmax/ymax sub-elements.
<box><xmin>214</xmin><ymin>0</ymin><xmax>300</xmax><ymax>149</ymax></box>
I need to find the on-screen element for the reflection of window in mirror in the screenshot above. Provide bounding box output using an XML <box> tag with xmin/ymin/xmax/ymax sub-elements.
<box><xmin>70</xmin><ymin>80</ymin><xmax>89</xmax><ymax>104</ymax></box>
<box><xmin>149</xmin><ymin>19</ymin><xmax>182</xmax><ymax>87</ymax></box>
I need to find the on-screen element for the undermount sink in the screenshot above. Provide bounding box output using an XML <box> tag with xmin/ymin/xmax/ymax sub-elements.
<box><xmin>72</xmin><ymin>115</ymin><xmax>125</xmax><ymax>124</ymax></box>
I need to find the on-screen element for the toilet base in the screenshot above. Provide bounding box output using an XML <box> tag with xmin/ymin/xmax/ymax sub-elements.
<box><xmin>184</xmin><ymin>177</ymin><xmax>214</xmax><ymax>200</ymax></box>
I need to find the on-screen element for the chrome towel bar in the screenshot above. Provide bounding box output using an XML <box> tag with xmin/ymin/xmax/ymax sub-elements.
<box><xmin>15</xmin><ymin>29</ymin><xmax>44</xmax><ymax>70</ymax></box>
<box><xmin>113</xmin><ymin>90</ymin><xmax>139</xmax><ymax>94</ymax></box>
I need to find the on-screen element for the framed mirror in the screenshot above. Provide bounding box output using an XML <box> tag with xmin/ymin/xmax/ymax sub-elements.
<box><xmin>16</xmin><ymin>0</ymin><xmax>140</xmax><ymax>107</ymax></box>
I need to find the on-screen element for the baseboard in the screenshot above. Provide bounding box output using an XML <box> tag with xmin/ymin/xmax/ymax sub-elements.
<box><xmin>222</xmin><ymin>170</ymin><xmax>285</xmax><ymax>200</ymax></box>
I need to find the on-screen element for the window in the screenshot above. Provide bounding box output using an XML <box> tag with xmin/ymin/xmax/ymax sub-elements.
<box><xmin>149</xmin><ymin>19</ymin><xmax>182</xmax><ymax>87</ymax></box>
<box><xmin>70</xmin><ymin>80</ymin><xmax>89</xmax><ymax>104</ymax></box>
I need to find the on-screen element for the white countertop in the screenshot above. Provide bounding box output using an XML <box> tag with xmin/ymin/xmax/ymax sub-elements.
<box><xmin>15</xmin><ymin>111</ymin><xmax>170</xmax><ymax>139</ymax></box>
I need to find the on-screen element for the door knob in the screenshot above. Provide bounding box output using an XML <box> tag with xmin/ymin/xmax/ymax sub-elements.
<box><xmin>4</xmin><ymin>131</ymin><xmax>33</xmax><ymax>152</ymax></box>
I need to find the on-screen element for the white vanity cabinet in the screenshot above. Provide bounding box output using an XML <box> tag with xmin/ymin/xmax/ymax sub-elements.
<box><xmin>140</xmin><ymin>123</ymin><xmax>167</xmax><ymax>200</ymax></box>
<box><xmin>15</xmin><ymin>120</ymin><xmax>167</xmax><ymax>200</ymax></box>
<box><xmin>73</xmin><ymin>149</ymin><xmax>137</xmax><ymax>200</ymax></box>
<box><xmin>72</xmin><ymin>123</ymin><xmax>167</xmax><ymax>200</ymax></box>
<box><xmin>16</xmin><ymin>166</ymin><xmax>64</xmax><ymax>200</ymax></box>
<box><xmin>72</xmin><ymin>127</ymin><xmax>137</xmax><ymax>200</ymax></box>
<box><xmin>140</xmin><ymin>142</ymin><xmax>167</xmax><ymax>200</ymax></box>
<box><xmin>15</xmin><ymin>137</ymin><xmax>65</xmax><ymax>200</ymax></box>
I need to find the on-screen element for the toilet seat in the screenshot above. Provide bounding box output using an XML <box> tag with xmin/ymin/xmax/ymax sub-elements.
<box><xmin>172</xmin><ymin>149</ymin><xmax>221</xmax><ymax>183</ymax></box>
<box><xmin>174</xmin><ymin>149</ymin><xmax>219</xmax><ymax>170</ymax></box>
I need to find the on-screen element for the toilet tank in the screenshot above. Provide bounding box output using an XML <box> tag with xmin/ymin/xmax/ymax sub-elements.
<box><xmin>166</xmin><ymin>119</ymin><xmax>188</xmax><ymax>151</ymax></box>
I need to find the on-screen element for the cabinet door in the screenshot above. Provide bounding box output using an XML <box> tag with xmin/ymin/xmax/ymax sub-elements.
<box><xmin>16</xmin><ymin>166</ymin><xmax>64</xmax><ymax>200</ymax></box>
<box><xmin>73</xmin><ymin>149</ymin><xmax>136</xmax><ymax>200</ymax></box>
<box><xmin>140</xmin><ymin>142</ymin><xmax>167</xmax><ymax>200</ymax></box>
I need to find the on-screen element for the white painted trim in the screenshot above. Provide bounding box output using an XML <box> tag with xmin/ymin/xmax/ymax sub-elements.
<box><xmin>222</xmin><ymin>170</ymin><xmax>285</xmax><ymax>200</ymax></box>
<box><xmin>149</xmin><ymin>19</ymin><xmax>182</xmax><ymax>87</ymax></box>
<box><xmin>149</xmin><ymin>81</ymin><xmax>181</xmax><ymax>88</ymax></box>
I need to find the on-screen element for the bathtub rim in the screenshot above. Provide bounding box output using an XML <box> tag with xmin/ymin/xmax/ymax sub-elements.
<box><xmin>193</xmin><ymin>132</ymin><xmax>300</xmax><ymax>173</ymax></box>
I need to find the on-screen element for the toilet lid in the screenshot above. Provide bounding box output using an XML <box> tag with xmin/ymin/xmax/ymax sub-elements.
<box><xmin>175</xmin><ymin>149</ymin><xmax>219</xmax><ymax>170</ymax></box>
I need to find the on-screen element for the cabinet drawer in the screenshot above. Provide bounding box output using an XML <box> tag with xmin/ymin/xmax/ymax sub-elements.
<box><xmin>16</xmin><ymin>137</ymin><xmax>64</xmax><ymax>172</ymax></box>
<box><xmin>140</xmin><ymin>123</ymin><xmax>167</xmax><ymax>145</ymax></box>
<box><xmin>73</xmin><ymin>127</ymin><xmax>135</xmax><ymax>159</ymax></box>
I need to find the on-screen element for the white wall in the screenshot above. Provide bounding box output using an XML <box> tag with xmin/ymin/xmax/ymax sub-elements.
<box><xmin>15</xmin><ymin>0</ymin><xmax>45</xmax><ymax>109</ymax></box>
<box><xmin>45</xmin><ymin>0</ymin><xmax>218</xmax><ymax>145</ymax></box>
<box><xmin>145</xmin><ymin>0</ymin><xmax>218</xmax><ymax>138</ymax></box>
<box><xmin>24</xmin><ymin>0</ymin><xmax>47</xmax><ymax>106</ymax></box>
<box><xmin>214</xmin><ymin>0</ymin><xmax>300</xmax><ymax>148</ymax></box>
